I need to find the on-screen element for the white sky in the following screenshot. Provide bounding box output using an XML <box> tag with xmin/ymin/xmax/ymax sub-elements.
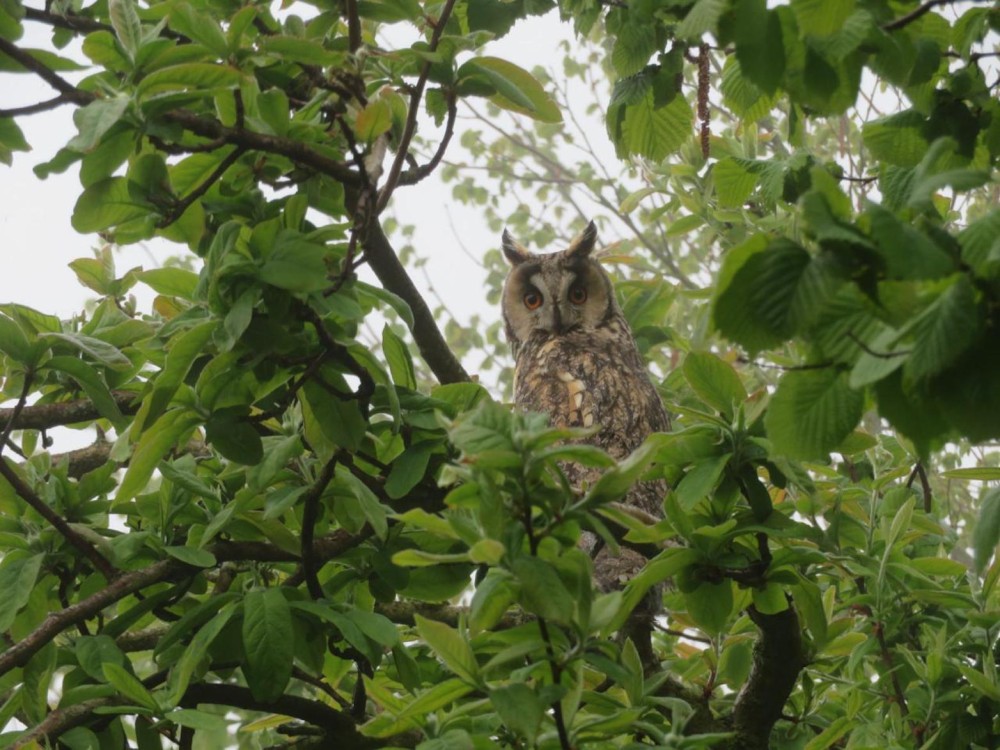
<box><xmin>0</xmin><ymin>10</ymin><xmax>576</xmax><ymax>333</ymax></box>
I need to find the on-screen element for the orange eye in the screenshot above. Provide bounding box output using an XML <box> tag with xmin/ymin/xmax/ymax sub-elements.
<box><xmin>569</xmin><ymin>285</ymin><xmax>588</xmax><ymax>304</ymax></box>
<box><xmin>523</xmin><ymin>290</ymin><xmax>543</xmax><ymax>310</ymax></box>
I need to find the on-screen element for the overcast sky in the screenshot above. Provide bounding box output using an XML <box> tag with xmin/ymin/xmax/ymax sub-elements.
<box><xmin>0</xmin><ymin>9</ymin><xmax>577</xmax><ymax>333</ymax></box>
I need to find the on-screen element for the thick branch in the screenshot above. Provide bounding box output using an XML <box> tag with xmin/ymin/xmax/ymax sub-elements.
<box><xmin>162</xmin><ymin>109</ymin><xmax>358</xmax><ymax>185</ymax></box>
<box><xmin>361</xmin><ymin>221</ymin><xmax>469</xmax><ymax>384</ymax></box>
<box><xmin>727</xmin><ymin>604</ymin><xmax>806</xmax><ymax>750</ymax></box>
<box><xmin>0</xmin><ymin>531</ymin><xmax>363</xmax><ymax>679</ymax></box>
<box><xmin>301</xmin><ymin>457</ymin><xmax>340</xmax><ymax>599</ymax></box>
<box><xmin>0</xmin><ymin>391</ymin><xmax>138</xmax><ymax>431</ymax></box>
<box><xmin>0</xmin><ymin>37</ymin><xmax>91</xmax><ymax>104</ymax></box>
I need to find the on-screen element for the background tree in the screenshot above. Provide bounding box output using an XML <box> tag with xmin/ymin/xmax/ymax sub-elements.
<box><xmin>0</xmin><ymin>1</ymin><xmax>998</xmax><ymax>749</ymax></box>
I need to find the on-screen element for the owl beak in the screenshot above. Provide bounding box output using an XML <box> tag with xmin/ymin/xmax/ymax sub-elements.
<box><xmin>550</xmin><ymin>305</ymin><xmax>565</xmax><ymax>335</ymax></box>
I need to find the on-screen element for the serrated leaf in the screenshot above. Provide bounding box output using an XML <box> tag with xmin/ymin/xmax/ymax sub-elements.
<box><xmin>683</xmin><ymin>351</ymin><xmax>747</xmax><ymax>418</ymax></box>
<box><xmin>904</xmin><ymin>275</ymin><xmax>983</xmax><ymax>382</ymax></box>
<box><xmin>611</xmin><ymin>22</ymin><xmax>657</xmax><ymax>77</ymax></box>
<box><xmin>733</xmin><ymin>0</ymin><xmax>785</xmax><ymax>94</ymax></box>
<box><xmin>765</xmin><ymin>369</ymin><xmax>863</xmax><ymax>460</ymax></box>
<box><xmin>242</xmin><ymin>588</ymin><xmax>294</xmax><ymax>703</ymax></box>
<box><xmin>676</xmin><ymin>0</ymin><xmax>727</xmax><ymax>41</ymax></box>
<box><xmin>619</xmin><ymin>90</ymin><xmax>692</xmax><ymax>161</ymax></box>
<box><xmin>414</xmin><ymin>614</ymin><xmax>480</xmax><ymax>685</ymax></box>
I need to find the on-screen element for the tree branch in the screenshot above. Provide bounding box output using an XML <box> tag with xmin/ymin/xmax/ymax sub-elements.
<box><xmin>0</xmin><ymin>94</ymin><xmax>73</xmax><ymax>117</ymax></box>
<box><xmin>0</xmin><ymin>391</ymin><xmax>138</xmax><ymax>431</ymax></box>
<box><xmin>0</xmin><ymin>532</ymin><xmax>364</xmax><ymax>679</ymax></box>
<box><xmin>361</xmin><ymin>221</ymin><xmax>469</xmax><ymax>384</ymax></box>
<box><xmin>398</xmin><ymin>91</ymin><xmax>458</xmax><ymax>187</ymax></box>
<box><xmin>0</xmin><ymin>37</ymin><xmax>91</xmax><ymax>104</ymax></box>
<box><xmin>727</xmin><ymin>604</ymin><xmax>806</xmax><ymax>750</ymax></box>
<box><xmin>156</xmin><ymin>146</ymin><xmax>245</xmax><ymax>228</ymax></box>
<box><xmin>375</xmin><ymin>0</ymin><xmax>459</xmax><ymax>213</ymax></box>
<box><xmin>881</xmin><ymin>0</ymin><xmax>955</xmax><ymax>32</ymax></box>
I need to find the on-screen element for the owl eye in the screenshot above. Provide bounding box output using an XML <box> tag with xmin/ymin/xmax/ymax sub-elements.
<box><xmin>523</xmin><ymin>290</ymin><xmax>543</xmax><ymax>310</ymax></box>
<box><xmin>569</xmin><ymin>285</ymin><xmax>588</xmax><ymax>304</ymax></box>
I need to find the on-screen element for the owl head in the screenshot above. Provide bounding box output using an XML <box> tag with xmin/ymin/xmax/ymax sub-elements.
<box><xmin>500</xmin><ymin>221</ymin><xmax>620</xmax><ymax>354</ymax></box>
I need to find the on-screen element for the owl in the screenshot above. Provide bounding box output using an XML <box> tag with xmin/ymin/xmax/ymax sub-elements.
<box><xmin>500</xmin><ymin>221</ymin><xmax>671</xmax><ymax>657</ymax></box>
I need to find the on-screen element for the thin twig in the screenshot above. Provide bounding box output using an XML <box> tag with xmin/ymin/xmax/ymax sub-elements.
<box><xmin>0</xmin><ymin>37</ymin><xmax>91</xmax><ymax>104</ymax></box>
<box><xmin>881</xmin><ymin>0</ymin><xmax>954</xmax><ymax>31</ymax></box>
<box><xmin>0</xmin><ymin>95</ymin><xmax>71</xmax><ymax>117</ymax></box>
<box><xmin>375</xmin><ymin>0</ymin><xmax>459</xmax><ymax>213</ymax></box>
<box><xmin>398</xmin><ymin>91</ymin><xmax>458</xmax><ymax>186</ymax></box>
<box><xmin>157</xmin><ymin>147</ymin><xmax>244</xmax><ymax>228</ymax></box>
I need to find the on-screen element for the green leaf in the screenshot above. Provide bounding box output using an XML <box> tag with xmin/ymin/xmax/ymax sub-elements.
<box><xmin>137</xmin><ymin>63</ymin><xmax>242</xmax><ymax>97</ymax></box>
<box><xmin>257</xmin><ymin>35</ymin><xmax>344</xmax><ymax>65</ymax></box>
<box><xmin>72</xmin><ymin>177</ymin><xmax>154</xmax><ymax>234</ymax></box>
<box><xmin>45</xmin><ymin>356</ymin><xmax>126</xmax><ymax>428</ymax></box>
<box><xmin>942</xmin><ymin>467</ymin><xmax>1000</xmax><ymax>481</ymax></box>
<box><xmin>752</xmin><ymin>583</ymin><xmax>788</xmax><ymax>614</ymax></box>
<box><xmin>108</xmin><ymin>0</ymin><xmax>142</xmax><ymax>59</ymax></box>
<box><xmin>41</xmin><ymin>332</ymin><xmax>132</xmax><ymax>371</ymax></box>
<box><xmin>135</xmin><ymin>321</ymin><xmax>216</xmax><ymax>434</ymax></box>
<box><xmin>683</xmin><ymin>351</ymin><xmax>747</xmax><ymax>418</ymax></box>
<box><xmin>383</xmin><ymin>325</ymin><xmax>416</xmax><ymax>390</ymax></box>
<box><xmin>973</xmin><ymin>488</ymin><xmax>1000</xmax><ymax>573</ymax></box>
<box><xmin>491</xmin><ymin>684</ymin><xmax>545</xmax><ymax>743</ymax></box>
<box><xmin>205</xmin><ymin>412</ymin><xmax>263</xmax><ymax>465</ymax></box>
<box><xmin>164</xmin><ymin>546</ymin><xmax>217</xmax><ymax>568</ymax></box>
<box><xmin>68</xmin><ymin>96</ymin><xmax>130</xmax><ymax>153</ymax></box>
<box><xmin>675</xmin><ymin>453</ymin><xmax>732</xmax><ymax>510</ymax></box>
<box><xmin>414</xmin><ymin>614</ymin><xmax>480</xmax><ymax>685</ymax></box>
<box><xmin>242</xmin><ymin>588</ymin><xmax>294</xmax><ymax>703</ymax></box>
<box><xmin>356</xmin><ymin>99</ymin><xmax>393</xmax><ymax>143</ymax></box>
<box><xmin>102</xmin><ymin>663</ymin><xmax>158</xmax><ymax>711</ymax></box>
<box><xmin>469</xmin><ymin>569</ymin><xmax>517</xmax><ymax>633</ymax></box>
<box><xmin>138</xmin><ymin>267</ymin><xmax>199</xmax><ymax>299</ymax></box>
<box><xmin>713</xmin><ymin>158</ymin><xmax>757</xmax><ymax>208</ymax></box>
<box><xmin>385</xmin><ymin>442</ymin><xmax>433</xmax><ymax>500</ymax></box>
<box><xmin>301</xmin><ymin>380</ymin><xmax>366</xmax><ymax>456</ymax></box>
<box><xmin>765</xmin><ymin>369</ymin><xmax>863</xmax><ymax>460</ymax></box>
<box><xmin>618</xmin><ymin>89</ymin><xmax>692</xmax><ymax>161</ymax></box>
<box><xmin>904</xmin><ymin>275</ymin><xmax>983</xmax><ymax>382</ymax></box>
<box><xmin>611</xmin><ymin>22</ymin><xmax>657</xmax><ymax>77</ymax></box>
<box><xmin>511</xmin><ymin>556</ymin><xmax>577</xmax><ymax>625</ymax></box>
<box><xmin>167</xmin><ymin>3</ymin><xmax>228</xmax><ymax>57</ymax></box>
<box><xmin>684</xmin><ymin>579</ymin><xmax>733</xmax><ymax>635</ymax></box>
<box><xmin>115</xmin><ymin>409</ymin><xmax>202</xmax><ymax>505</ymax></box>
<box><xmin>733</xmin><ymin>0</ymin><xmax>785</xmax><ymax>94</ymax></box>
<box><xmin>166</xmin><ymin>603</ymin><xmax>237</xmax><ymax>706</ymax></box>
<box><xmin>677</xmin><ymin>0</ymin><xmax>727</xmax><ymax>40</ymax></box>
<box><xmin>457</xmin><ymin>56</ymin><xmax>561</xmax><ymax>123</ymax></box>
<box><xmin>0</xmin><ymin>554</ymin><xmax>43</xmax><ymax>631</ymax></box>
<box><xmin>259</xmin><ymin>231</ymin><xmax>330</xmax><ymax>293</ymax></box>
<box><xmin>713</xmin><ymin>239</ymin><xmax>812</xmax><ymax>354</ymax></box>
<box><xmin>0</xmin><ymin>314</ymin><xmax>35</xmax><ymax>363</ymax></box>
<box><xmin>862</xmin><ymin>110</ymin><xmax>928</xmax><ymax>167</ymax></box>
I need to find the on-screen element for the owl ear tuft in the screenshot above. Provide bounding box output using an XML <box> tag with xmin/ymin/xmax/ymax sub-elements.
<box><xmin>563</xmin><ymin>221</ymin><xmax>598</xmax><ymax>261</ymax></box>
<box><xmin>501</xmin><ymin>229</ymin><xmax>532</xmax><ymax>265</ymax></box>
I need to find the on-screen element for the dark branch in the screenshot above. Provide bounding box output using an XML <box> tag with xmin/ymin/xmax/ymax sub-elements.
<box><xmin>0</xmin><ymin>37</ymin><xmax>91</xmax><ymax>104</ymax></box>
<box><xmin>361</xmin><ymin>221</ymin><xmax>469</xmax><ymax>384</ymax></box>
<box><xmin>0</xmin><ymin>94</ymin><xmax>72</xmax><ymax>117</ymax></box>
<box><xmin>0</xmin><ymin>391</ymin><xmax>138</xmax><ymax>431</ymax></box>
<box><xmin>157</xmin><ymin>146</ymin><xmax>244</xmax><ymax>228</ymax></box>
<box><xmin>375</xmin><ymin>0</ymin><xmax>459</xmax><ymax>213</ymax></box>
<box><xmin>398</xmin><ymin>91</ymin><xmax>458</xmax><ymax>186</ymax></box>
<box><xmin>727</xmin><ymin>604</ymin><xmax>806</xmax><ymax>750</ymax></box>
<box><xmin>22</xmin><ymin>6</ymin><xmax>112</xmax><ymax>34</ymax></box>
<box><xmin>881</xmin><ymin>0</ymin><xmax>954</xmax><ymax>32</ymax></box>
<box><xmin>345</xmin><ymin>0</ymin><xmax>362</xmax><ymax>52</ymax></box>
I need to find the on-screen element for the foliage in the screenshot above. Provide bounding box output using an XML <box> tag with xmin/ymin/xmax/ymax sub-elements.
<box><xmin>0</xmin><ymin>1</ymin><xmax>999</xmax><ymax>749</ymax></box>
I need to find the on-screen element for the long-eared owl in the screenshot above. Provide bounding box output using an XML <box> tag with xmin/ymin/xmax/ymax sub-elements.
<box><xmin>500</xmin><ymin>221</ymin><xmax>671</xmax><ymax>594</ymax></box>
